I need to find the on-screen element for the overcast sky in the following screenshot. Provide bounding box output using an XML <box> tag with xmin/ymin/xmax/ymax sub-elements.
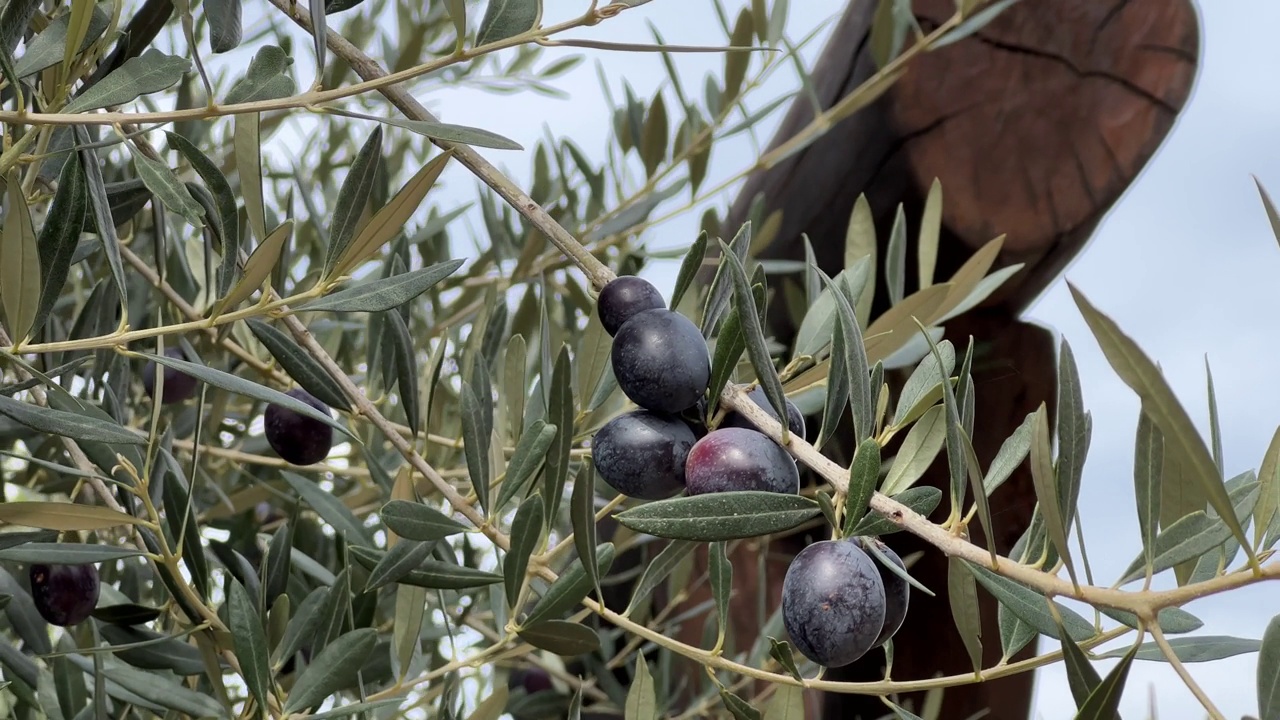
<box><xmin>294</xmin><ymin>0</ymin><xmax>1280</xmax><ymax>716</ymax></box>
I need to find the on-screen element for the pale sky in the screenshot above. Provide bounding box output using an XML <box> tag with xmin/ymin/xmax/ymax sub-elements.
<box><xmin>250</xmin><ymin>0</ymin><xmax>1280</xmax><ymax>716</ymax></box>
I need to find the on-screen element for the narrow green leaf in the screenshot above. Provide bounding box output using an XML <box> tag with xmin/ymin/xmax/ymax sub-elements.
<box><xmin>225</xmin><ymin>46</ymin><xmax>295</xmax><ymax>104</ymax></box>
<box><xmin>882</xmin><ymin>405</ymin><xmax>946</xmax><ymax>496</ymax></box>
<box><xmin>893</xmin><ymin>340</ymin><xmax>954</xmax><ymax>428</ymax></box>
<box><xmin>282</xmin><ymin>628</ymin><xmax>377</xmax><ymax>714</ymax></box>
<box><xmin>82</xmin><ymin>655</ymin><xmax>225</xmax><ymax>718</ymax></box>
<box><xmin>517</xmin><ymin>621</ymin><xmax>600</xmax><ymax>656</ymax></box>
<box><xmin>982</xmin><ymin>411</ymin><xmax>1034</xmax><ymax>496</ymax></box>
<box><xmin>1056</xmin><ymin>339</ymin><xmax>1091</xmax><ymax>526</ymax></box>
<box><xmin>849</xmin><ymin>486</ymin><xmax>942</xmax><ymax>536</ymax></box>
<box><xmin>323</xmin><ymin>128</ymin><xmax>382</xmax><ymax>279</ymax></box>
<box><xmin>763</xmin><ymin>684</ymin><xmax>804</xmax><ymax>720</ymax></box>
<box><xmin>386</xmin><ymin>310</ymin><xmax>419</xmax><ymax>432</ymax></box>
<box><xmin>444</xmin><ymin>0</ymin><xmax>467</xmax><ymax>49</ymax></box>
<box><xmin>918</xmin><ymin>178</ymin><xmax>942</xmax><ymax>288</ymax></box>
<box><xmin>625</xmin><ymin>539</ymin><xmax>697</xmax><ymax>616</ymax></box>
<box><xmin>843</xmin><ymin>438</ymin><xmax>880</xmax><ymax>533</ymax></box>
<box><xmin>816</xmin><ymin>317</ymin><xmax>850</xmax><ymax>449</ymax></box>
<box><xmin>720</xmin><ymin>688</ymin><xmax>761</xmax><ymax>720</ymax></box>
<box><xmin>206</xmin><ymin>0</ymin><xmax>242</xmax><ymax>52</ymax></box>
<box><xmin>0</xmin><ymin>543</ymin><xmax>142</xmax><ymax>563</ymax></box>
<box><xmin>0</xmin><ymin>394</ymin><xmax>144</xmax><ymax>444</ymax></box>
<box><xmin>76</xmin><ymin>130</ymin><xmax>127</xmax><ymax>312</ymax></box>
<box><xmin>13</xmin><ymin>1</ymin><xmax>110</xmax><ymax>78</ymax></box>
<box><xmin>707</xmin><ymin>303</ymin><xmax>747</xmax><ymax>414</ymax></box>
<box><xmin>935</xmin><ymin>0</ymin><xmax>1019</xmax><ymax>47</ymax></box>
<box><xmin>32</xmin><ymin>152</ymin><xmax>86</xmax><ymax>337</ymax></box>
<box><xmin>128</xmin><ymin>146</ymin><xmax>204</xmax><ymax>228</ymax></box>
<box><xmin>216</xmin><ymin>220</ymin><xmax>292</xmax><ymax>311</ymax></box>
<box><xmin>1096</xmin><ymin>635</ymin><xmax>1262</xmax><ymax>663</ymax></box>
<box><xmin>137</xmin><ymin>350</ymin><xmax>350</xmax><ymax>437</ymax></box>
<box><xmin>885</xmin><ymin>203</ymin><xmax>907</xmax><ymax>304</ymax></box>
<box><xmin>722</xmin><ymin>9</ymin><xmax>753</xmax><ymax>105</ymax></box>
<box><xmin>625</xmin><ymin>653</ymin><xmax>656</xmax><ymax>720</ymax></box>
<box><xmin>541</xmin><ymin>346</ymin><xmax>573</xmax><ymax>525</ymax></box>
<box><xmin>1030</xmin><ymin>403</ymin><xmax>1078</xmax><ymax>586</ymax></box>
<box><xmin>281</xmin><ymin>471</ymin><xmax>372</xmax><ymax>545</ymax></box>
<box><xmin>614</xmin><ymin>492</ymin><xmax>821</xmax><ymax>541</ymax></box>
<box><xmin>390</xmin><ymin>561</ymin><xmax>502</xmax><ymax>591</ymax></box>
<box><xmin>335</xmin><ymin>150</ymin><xmax>453</xmax><ymax>276</ymax></box>
<box><xmin>476</xmin><ymin>0</ymin><xmax>541</xmax><ymax>46</ymax></box>
<box><xmin>1058</xmin><ymin>622</ymin><xmax>1103</xmax><ymax>708</ymax></box>
<box><xmin>505</xmin><ymin>495</ymin><xmax>544</xmax><ymax>607</ymax></box>
<box><xmin>497</xmin><ymin>420</ymin><xmax>556</xmax><ymax>510</ymax></box>
<box><xmin>957</xmin><ymin>427</ymin><xmax>998</xmax><ymax>562</ymax></box>
<box><xmin>1134</xmin><ymin>406</ymin><xmax>1163</xmax><ymax>567</ymax></box>
<box><xmin>709</xmin><ymin>541</ymin><xmax>731</xmax><ymax>647</ymax></box>
<box><xmin>522</xmin><ymin>543</ymin><xmax>615</xmax><ymax>627</ymax></box>
<box><xmin>571</xmin><ymin>463</ymin><xmax>601</xmax><ymax>601</ymax></box>
<box><xmin>1070</xmin><ymin>283</ymin><xmax>1258</xmax><ymax>569</ymax></box>
<box><xmin>461</xmin><ymin>381</ymin><xmax>492</xmax><ymax>514</ymax></box>
<box><xmin>1260</xmin><ymin>614</ymin><xmax>1280</xmax><ymax>720</ymax></box>
<box><xmin>819</xmin><ymin>267</ymin><xmax>873</xmax><ymax>441</ymax></box>
<box><xmin>326</xmin><ymin>108</ymin><xmax>522</xmax><ymax>150</ymax></box>
<box><xmin>234</xmin><ymin>113</ymin><xmax>266</xmax><ymax>243</ymax></box>
<box><xmin>1074</xmin><ymin>641</ymin><xmax>1138</xmax><ymax>720</ymax></box>
<box><xmin>2</xmin><ymin>170</ymin><xmax>40</xmax><ymax>341</ymax></box>
<box><xmin>1101</xmin><ymin>606</ymin><xmax>1203</xmax><ymax>635</ymax></box>
<box><xmin>718</xmin><ymin>240</ymin><xmax>789</xmax><ymax>443</ymax></box>
<box><xmin>166</xmin><ymin>131</ymin><xmax>239</xmax><ymax>294</ymax></box>
<box><xmin>1255</xmin><ymin>426</ymin><xmax>1280</xmax><ymax>548</ymax></box>
<box><xmin>393</xmin><ymin>584</ymin><xmax>425</xmax><ymax>680</ymax></box>
<box><xmin>669</xmin><ymin>231</ymin><xmax>707</xmax><ymax>311</ymax></box>
<box><xmin>227</xmin><ymin>579</ymin><xmax>270</xmax><ymax>718</ymax></box>
<box><xmin>1118</xmin><ymin>480</ymin><xmax>1259</xmax><ymax>585</ymax></box>
<box><xmin>63</xmin><ymin>50</ymin><xmax>189</xmax><ymax>113</ymax></box>
<box><xmin>247</xmin><ymin>319</ymin><xmax>348</xmax><ymax>411</ymax></box>
<box><xmin>271</xmin><ymin>586</ymin><xmax>325</xmax><ymax>668</ymax></box>
<box><xmin>947</xmin><ymin>557</ymin><xmax>983</xmax><ymax>673</ymax></box>
<box><xmin>379</xmin><ymin>500</ymin><xmax>468</xmax><ymax>542</ymax></box>
<box><xmin>364</xmin><ymin>539</ymin><xmax>433</xmax><ymax>592</ymax></box>
<box><xmin>306</xmin><ymin>259</ymin><xmax>464</xmax><ymax>313</ymax></box>
<box><xmin>964</xmin><ymin>562</ymin><xmax>1094</xmax><ymax>641</ymax></box>
<box><xmin>309</xmin><ymin>0</ymin><xmax>326</xmax><ymax>75</ymax></box>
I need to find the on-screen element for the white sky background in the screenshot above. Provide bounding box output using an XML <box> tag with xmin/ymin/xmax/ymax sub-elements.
<box><xmin>249</xmin><ymin>0</ymin><xmax>1279</xmax><ymax>716</ymax></box>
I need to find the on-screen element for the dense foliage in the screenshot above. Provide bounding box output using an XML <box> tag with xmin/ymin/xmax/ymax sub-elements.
<box><xmin>0</xmin><ymin>0</ymin><xmax>1277</xmax><ymax>718</ymax></box>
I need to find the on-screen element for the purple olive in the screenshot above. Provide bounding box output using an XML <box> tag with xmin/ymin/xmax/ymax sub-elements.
<box><xmin>611</xmin><ymin>308</ymin><xmax>710</xmax><ymax>414</ymax></box>
<box><xmin>684</xmin><ymin>427</ymin><xmax>799</xmax><ymax>495</ymax></box>
<box><xmin>782</xmin><ymin>539</ymin><xmax>886</xmax><ymax>667</ymax></box>
<box><xmin>264</xmin><ymin>388</ymin><xmax>334</xmax><ymax>466</ymax></box>
<box><xmin>30</xmin><ymin>563</ymin><xmax>100</xmax><ymax>627</ymax></box>
<box><xmin>597</xmin><ymin>276</ymin><xmax>666</xmax><ymax>336</ymax></box>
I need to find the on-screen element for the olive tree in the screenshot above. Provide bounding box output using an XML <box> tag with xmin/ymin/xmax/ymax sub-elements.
<box><xmin>0</xmin><ymin>0</ymin><xmax>1276</xmax><ymax>719</ymax></box>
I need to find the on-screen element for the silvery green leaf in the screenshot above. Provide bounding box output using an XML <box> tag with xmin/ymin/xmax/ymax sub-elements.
<box><xmin>225</xmin><ymin>46</ymin><xmax>295</xmax><ymax>104</ymax></box>
<box><xmin>476</xmin><ymin>0</ymin><xmax>542</xmax><ymax>46</ymax></box>
<box><xmin>206</xmin><ymin>0</ymin><xmax>242</xmax><ymax>52</ymax></box>
<box><xmin>304</xmin><ymin>259</ymin><xmax>464</xmax><ymax>312</ymax></box>
<box><xmin>64</xmin><ymin>49</ymin><xmax>189</xmax><ymax>113</ymax></box>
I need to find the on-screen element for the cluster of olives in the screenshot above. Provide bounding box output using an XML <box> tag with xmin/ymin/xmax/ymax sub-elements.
<box><xmin>590</xmin><ymin>276</ymin><xmax>802</xmax><ymax>501</ymax></box>
<box><xmin>144</xmin><ymin>347</ymin><xmax>335</xmax><ymax>466</ymax></box>
<box><xmin>590</xmin><ymin>275</ymin><xmax>910</xmax><ymax>668</ymax></box>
